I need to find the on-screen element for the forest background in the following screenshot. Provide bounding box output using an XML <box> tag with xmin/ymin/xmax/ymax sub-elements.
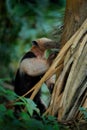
<box><xmin>0</xmin><ymin>0</ymin><xmax>65</xmax><ymax>80</ymax></box>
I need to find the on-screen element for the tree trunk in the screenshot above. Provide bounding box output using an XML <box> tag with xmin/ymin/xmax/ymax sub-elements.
<box><xmin>61</xmin><ymin>0</ymin><xmax>87</xmax><ymax>47</ymax></box>
<box><xmin>49</xmin><ymin>0</ymin><xmax>87</xmax><ymax>122</ymax></box>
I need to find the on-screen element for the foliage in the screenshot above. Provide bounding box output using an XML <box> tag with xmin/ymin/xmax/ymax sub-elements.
<box><xmin>0</xmin><ymin>104</ymin><xmax>67</xmax><ymax>130</ymax></box>
<box><xmin>79</xmin><ymin>107</ymin><xmax>87</xmax><ymax>120</ymax></box>
<box><xmin>0</xmin><ymin>79</ymin><xmax>68</xmax><ymax>130</ymax></box>
<box><xmin>0</xmin><ymin>104</ymin><xmax>68</xmax><ymax>130</ymax></box>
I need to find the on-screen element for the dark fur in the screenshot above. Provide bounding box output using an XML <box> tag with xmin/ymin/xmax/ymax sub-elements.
<box><xmin>14</xmin><ymin>51</ymin><xmax>46</xmax><ymax>115</ymax></box>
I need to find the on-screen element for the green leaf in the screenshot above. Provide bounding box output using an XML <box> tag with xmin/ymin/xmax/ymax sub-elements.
<box><xmin>21</xmin><ymin>112</ymin><xmax>30</xmax><ymax>121</ymax></box>
<box><xmin>26</xmin><ymin>99</ymin><xmax>40</xmax><ymax>116</ymax></box>
<box><xmin>0</xmin><ymin>104</ymin><xmax>7</xmax><ymax>117</ymax></box>
<box><xmin>0</xmin><ymin>104</ymin><xmax>7</xmax><ymax>113</ymax></box>
<box><xmin>0</xmin><ymin>85</ymin><xmax>6</xmax><ymax>94</ymax></box>
<box><xmin>14</xmin><ymin>101</ymin><xmax>25</xmax><ymax>106</ymax></box>
<box><xmin>26</xmin><ymin>118</ymin><xmax>44</xmax><ymax>130</ymax></box>
<box><xmin>5</xmin><ymin>89</ymin><xmax>17</xmax><ymax>100</ymax></box>
<box><xmin>19</xmin><ymin>97</ymin><xmax>27</xmax><ymax>104</ymax></box>
<box><xmin>40</xmin><ymin>83</ymin><xmax>51</xmax><ymax>108</ymax></box>
<box><xmin>53</xmin><ymin>124</ymin><xmax>60</xmax><ymax>130</ymax></box>
<box><xmin>6</xmin><ymin>109</ymin><xmax>14</xmax><ymax>119</ymax></box>
<box><xmin>44</xmin><ymin>125</ymin><xmax>53</xmax><ymax>130</ymax></box>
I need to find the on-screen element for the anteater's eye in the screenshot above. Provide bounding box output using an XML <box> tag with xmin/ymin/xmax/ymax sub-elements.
<box><xmin>32</xmin><ymin>41</ymin><xmax>38</xmax><ymax>46</ymax></box>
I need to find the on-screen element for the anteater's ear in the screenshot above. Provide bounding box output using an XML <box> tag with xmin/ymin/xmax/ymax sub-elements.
<box><xmin>32</xmin><ymin>41</ymin><xmax>39</xmax><ymax>46</ymax></box>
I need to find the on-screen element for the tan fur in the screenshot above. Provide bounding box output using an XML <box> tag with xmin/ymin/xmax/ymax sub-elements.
<box><xmin>33</xmin><ymin>37</ymin><xmax>56</xmax><ymax>51</ymax></box>
<box><xmin>36</xmin><ymin>38</ymin><xmax>53</xmax><ymax>49</ymax></box>
<box><xmin>31</xmin><ymin>46</ymin><xmax>45</xmax><ymax>58</ymax></box>
<box><xmin>20</xmin><ymin>58</ymin><xmax>49</xmax><ymax>76</ymax></box>
<box><xmin>20</xmin><ymin>37</ymin><xmax>57</xmax><ymax>79</ymax></box>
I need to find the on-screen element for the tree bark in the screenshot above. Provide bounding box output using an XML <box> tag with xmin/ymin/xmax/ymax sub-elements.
<box><xmin>61</xmin><ymin>0</ymin><xmax>87</xmax><ymax>47</ymax></box>
<box><xmin>49</xmin><ymin>0</ymin><xmax>87</xmax><ymax>122</ymax></box>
